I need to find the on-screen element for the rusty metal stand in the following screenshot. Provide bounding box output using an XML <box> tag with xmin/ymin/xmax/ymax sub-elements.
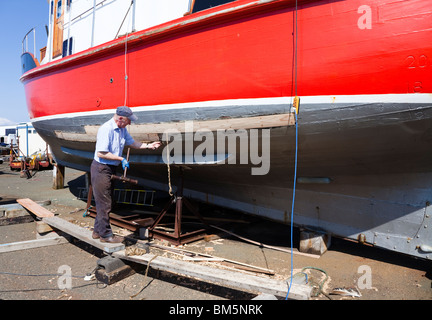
<box><xmin>84</xmin><ymin>174</ymin><xmax>154</xmax><ymax>232</ymax></box>
<box><xmin>148</xmin><ymin>167</ymin><xmax>208</xmax><ymax>246</ymax></box>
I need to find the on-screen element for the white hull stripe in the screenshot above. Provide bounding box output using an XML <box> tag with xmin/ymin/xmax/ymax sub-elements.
<box><xmin>31</xmin><ymin>94</ymin><xmax>432</xmax><ymax>123</ymax></box>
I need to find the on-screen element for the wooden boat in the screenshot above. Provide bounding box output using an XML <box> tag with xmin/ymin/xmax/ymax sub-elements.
<box><xmin>20</xmin><ymin>0</ymin><xmax>432</xmax><ymax>259</ymax></box>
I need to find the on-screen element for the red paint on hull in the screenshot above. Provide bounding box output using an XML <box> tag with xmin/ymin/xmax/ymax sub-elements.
<box><xmin>21</xmin><ymin>0</ymin><xmax>432</xmax><ymax>119</ymax></box>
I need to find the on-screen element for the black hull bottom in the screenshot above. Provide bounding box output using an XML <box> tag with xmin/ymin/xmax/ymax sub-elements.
<box><xmin>32</xmin><ymin>96</ymin><xmax>432</xmax><ymax>259</ymax></box>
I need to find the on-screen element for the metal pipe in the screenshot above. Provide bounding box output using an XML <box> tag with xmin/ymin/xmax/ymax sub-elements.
<box><xmin>33</xmin><ymin>28</ymin><xmax>36</xmax><ymax>56</ymax></box>
<box><xmin>66</xmin><ymin>0</ymin><xmax>72</xmax><ymax>56</ymax></box>
<box><xmin>49</xmin><ymin>3</ymin><xmax>54</xmax><ymax>62</ymax></box>
<box><xmin>91</xmin><ymin>0</ymin><xmax>96</xmax><ymax>47</ymax></box>
<box><xmin>131</xmin><ymin>0</ymin><xmax>136</xmax><ymax>32</ymax></box>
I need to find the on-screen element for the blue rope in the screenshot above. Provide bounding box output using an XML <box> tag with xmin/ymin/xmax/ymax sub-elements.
<box><xmin>286</xmin><ymin>0</ymin><xmax>299</xmax><ymax>300</ymax></box>
<box><xmin>83</xmin><ymin>205</ymin><xmax>92</xmax><ymax>217</ymax></box>
<box><xmin>285</xmin><ymin>108</ymin><xmax>298</xmax><ymax>300</ymax></box>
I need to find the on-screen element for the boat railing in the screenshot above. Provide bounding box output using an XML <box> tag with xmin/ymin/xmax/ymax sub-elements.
<box><xmin>22</xmin><ymin>28</ymin><xmax>36</xmax><ymax>56</ymax></box>
<box><xmin>63</xmin><ymin>0</ymin><xmax>136</xmax><ymax>48</ymax></box>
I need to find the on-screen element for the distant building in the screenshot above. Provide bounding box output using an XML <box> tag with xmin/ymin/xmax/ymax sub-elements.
<box><xmin>0</xmin><ymin>122</ymin><xmax>49</xmax><ymax>157</ymax></box>
<box><xmin>0</xmin><ymin>125</ymin><xmax>17</xmax><ymax>145</ymax></box>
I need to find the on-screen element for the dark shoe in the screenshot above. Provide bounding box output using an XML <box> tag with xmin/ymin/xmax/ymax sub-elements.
<box><xmin>100</xmin><ymin>235</ymin><xmax>123</xmax><ymax>243</ymax></box>
<box><xmin>92</xmin><ymin>232</ymin><xmax>100</xmax><ymax>239</ymax></box>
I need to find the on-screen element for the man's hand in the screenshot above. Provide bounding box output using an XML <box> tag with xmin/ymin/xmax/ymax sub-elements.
<box><xmin>131</xmin><ymin>141</ymin><xmax>162</xmax><ymax>150</ymax></box>
<box><xmin>147</xmin><ymin>142</ymin><xmax>162</xmax><ymax>150</ymax></box>
<box><xmin>121</xmin><ymin>158</ymin><xmax>129</xmax><ymax>170</ymax></box>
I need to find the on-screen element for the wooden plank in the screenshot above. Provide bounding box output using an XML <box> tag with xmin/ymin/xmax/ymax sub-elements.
<box><xmin>113</xmin><ymin>251</ymin><xmax>312</xmax><ymax>300</ymax></box>
<box><xmin>152</xmin><ymin>243</ymin><xmax>275</xmax><ymax>275</ymax></box>
<box><xmin>0</xmin><ymin>237</ymin><xmax>69</xmax><ymax>253</ymax></box>
<box><xmin>210</xmin><ymin>224</ymin><xmax>320</xmax><ymax>259</ymax></box>
<box><xmin>183</xmin><ymin>257</ymin><xmax>224</xmax><ymax>262</ymax></box>
<box><xmin>16</xmin><ymin>198</ymin><xmax>123</xmax><ymax>253</ymax></box>
<box><xmin>65</xmin><ymin>113</ymin><xmax>296</xmax><ymax>143</ymax></box>
<box><xmin>127</xmin><ymin>113</ymin><xmax>296</xmax><ymax>134</ymax></box>
<box><xmin>43</xmin><ymin>216</ymin><xmax>125</xmax><ymax>253</ymax></box>
<box><xmin>17</xmin><ymin>198</ymin><xmax>54</xmax><ymax>218</ymax></box>
<box><xmin>0</xmin><ymin>200</ymin><xmax>52</xmax><ymax>226</ymax></box>
<box><xmin>0</xmin><ymin>200</ymin><xmax>51</xmax><ymax>213</ymax></box>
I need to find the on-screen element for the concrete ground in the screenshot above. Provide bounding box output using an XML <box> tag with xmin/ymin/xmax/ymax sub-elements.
<box><xmin>0</xmin><ymin>162</ymin><xmax>431</xmax><ymax>302</ymax></box>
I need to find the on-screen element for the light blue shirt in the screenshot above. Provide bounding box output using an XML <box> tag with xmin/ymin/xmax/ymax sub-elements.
<box><xmin>94</xmin><ymin>118</ymin><xmax>135</xmax><ymax>166</ymax></box>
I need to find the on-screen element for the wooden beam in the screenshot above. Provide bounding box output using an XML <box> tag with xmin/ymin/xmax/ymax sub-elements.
<box><xmin>0</xmin><ymin>200</ymin><xmax>51</xmax><ymax>218</ymax></box>
<box><xmin>43</xmin><ymin>216</ymin><xmax>125</xmax><ymax>253</ymax></box>
<box><xmin>0</xmin><ymin>237</ymin><xmax>68</xmax><ymax>253</ymax></box>
<box><xmin>151</xmin><ymin>243</ymin><xmax>275</xmax><ymax>275</ymax></box>
<box><xmin>0</xmin><ymin>200</ymin><xmax>51</xmax><ymax>214</ymax></box>
<box><xmin>113</xmin><ymin>251</ymin><xmax>312</xmax><ymax>300</ymax></box>
<box><xmin>52</xmin><ymin>164</ymin><xmax>65</xmax><ymax>190</ymax></box>
<box><xmin>15</xmin><ymin>199</ymin><xmax>124</xmax><ymax>253</ymax></box>
<box><xmin>0</xmin><ymin>200</ymin><xmax>52</xmax><ymax>226</ymax></box>
<box><xmin>210</xmin><ymin>224</ymin><xmax>320</xmax><ymax>259</ymax></box>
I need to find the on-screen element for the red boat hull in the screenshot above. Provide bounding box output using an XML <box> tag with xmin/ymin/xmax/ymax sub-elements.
<box><xmin>21</xmin><ymin>0</ymin><xmax>432</xmax><ymax>119</ymax></box>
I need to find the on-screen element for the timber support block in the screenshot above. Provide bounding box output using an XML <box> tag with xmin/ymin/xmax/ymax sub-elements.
<box><xmin>299</xmin><ymin>229</ymin><xmax>331</xmax><ymax>256</ymax></box>
<box><xmin>95</xmin><ymin>256</ymin><xmax>142</xmax><ymax>285</ymax></box>
<box><xmin>52</xmin><ymin>164</ymin><xmax>65</xmax><ymax>190</ymax></box>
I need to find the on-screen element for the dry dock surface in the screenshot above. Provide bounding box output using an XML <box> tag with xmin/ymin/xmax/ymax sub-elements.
<box><xmin>0</xmin><ymin>162</ymin><xmax>430</xmax><ymax>301</ymax></box>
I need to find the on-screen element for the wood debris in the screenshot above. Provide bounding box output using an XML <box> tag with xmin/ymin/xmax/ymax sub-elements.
<box><xmin>330</xmin><ymin>287</ymin><xmax>361</xmax><ymax>297</ymax></box>
<box><xmin>125</xmin><ymin>245</ymin><xmax>148</xmax><ymax>256</ymax></box>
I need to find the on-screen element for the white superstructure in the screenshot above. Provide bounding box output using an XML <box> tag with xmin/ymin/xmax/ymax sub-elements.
<box><xmin>42</xmin><ymin>0</ymin><xmax>190</xmax><ymax>64</ymax></box>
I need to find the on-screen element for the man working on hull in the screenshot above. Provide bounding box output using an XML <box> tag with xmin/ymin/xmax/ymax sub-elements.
<box><xmin>91</xmin><ymin>106</ymin><xmax>161</xmax><ymax>243</ymax></box>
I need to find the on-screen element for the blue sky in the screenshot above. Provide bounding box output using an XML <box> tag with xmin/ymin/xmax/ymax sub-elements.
<box><xmin>0</xmin><ymin>1</ymin><xmax>49</xmax><ymax>125</ymax></box>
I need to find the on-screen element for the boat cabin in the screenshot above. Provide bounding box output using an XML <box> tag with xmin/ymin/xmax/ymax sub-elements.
<box><xmin>22</xmin><ymin>0</ymin><xmax>238</xmax><ymax>72</ymax></box>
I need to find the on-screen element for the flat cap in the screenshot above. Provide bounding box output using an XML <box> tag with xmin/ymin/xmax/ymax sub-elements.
<box><xmin>116</xmin><ymin>106</ymin><xmax>137</xmax><ymax>121</ymax></box>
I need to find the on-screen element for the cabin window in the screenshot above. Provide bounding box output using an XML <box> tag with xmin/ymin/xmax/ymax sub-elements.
<box><xmin>192</xmin><ymin>0</ymin><xmax>237</xmax><ymax>14</ymax></box>
<box><xmin>62</xmin><ymin>37</ymin><xmax>73</xmax><ymax>57</ymax></box>
<box><xmin>67</xmin><ymin>0</ymin><xmax>72</xmax><ymax>11</ymax></box>
<box><xmin>57</xmin><ymin>0</ymin><xmax>62</xmax><ymax>19</ymax></box>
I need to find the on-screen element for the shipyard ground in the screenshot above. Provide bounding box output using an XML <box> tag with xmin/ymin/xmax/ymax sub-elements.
<box><xmin>0</xmin><ymin>162</ymin><xmax>431</xmax><ymax>302</ymax></box>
